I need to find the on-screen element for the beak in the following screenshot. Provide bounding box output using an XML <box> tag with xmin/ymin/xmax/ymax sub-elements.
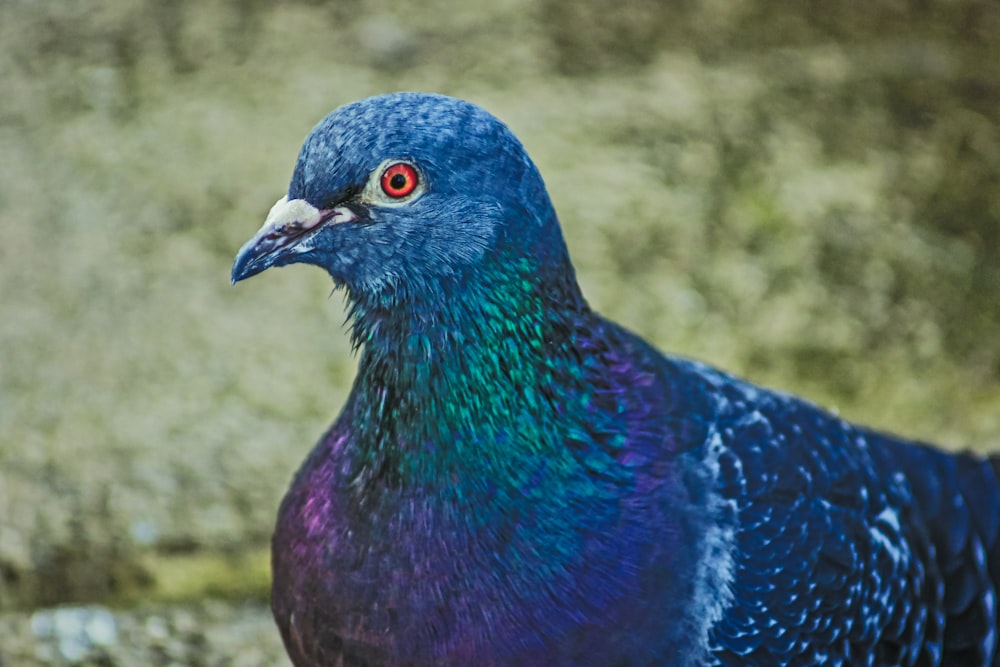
<box><xmin>231</xmin><ymin>196</ymin><xmax>356</xmax><ymax>284</ymax></box>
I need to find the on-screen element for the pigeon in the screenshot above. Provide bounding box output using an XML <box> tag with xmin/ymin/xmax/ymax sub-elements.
<box><xmin>231</xmin><ymin>92</ymin><xmax>1000</xmax><ymax>667</ymax></box>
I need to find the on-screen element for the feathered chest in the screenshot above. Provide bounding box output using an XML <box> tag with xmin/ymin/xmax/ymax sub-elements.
<box><xmin>269</xmin><ymin>411</ymin><xmax>716</xmax><ymax>667</ymax></box>
<box><xmin>268</xmin><ymin>315</ymin><xmax>729</xmax><ymax>666</ymax></box>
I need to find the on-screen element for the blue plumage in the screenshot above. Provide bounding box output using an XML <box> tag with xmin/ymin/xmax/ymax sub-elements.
<box><xmin>232</xmin><ymin>92</ymin><xmax>1000</xmax><ymax>666</ymax></box>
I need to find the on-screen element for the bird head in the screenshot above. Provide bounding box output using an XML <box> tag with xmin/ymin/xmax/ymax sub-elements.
<box><xmin>231</xmin><ymin>93</ymin><xmax>571</xmax><ymax>308</ymax></box>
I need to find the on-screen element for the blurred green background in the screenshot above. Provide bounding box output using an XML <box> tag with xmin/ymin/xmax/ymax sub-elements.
<box><xmin>1</xmin><ymin>0</ymin><xmax>998</xmax><ymax>664</ymax></box>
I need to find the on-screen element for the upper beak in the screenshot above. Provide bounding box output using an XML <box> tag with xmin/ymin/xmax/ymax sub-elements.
<box><xmin>231</xmin><ymin>196</ymin><xmax>356</xmax><ymax>284</ymax></box>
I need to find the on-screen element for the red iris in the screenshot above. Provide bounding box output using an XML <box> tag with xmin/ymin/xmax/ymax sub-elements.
<box><xmin>380</xmin><ymin>163</ymin><xmax>419</xmax><ymax>198</ymax></box>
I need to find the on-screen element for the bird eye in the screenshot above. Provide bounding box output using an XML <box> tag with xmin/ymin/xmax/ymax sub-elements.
<box><xmin>380</xmin><ymin>163</ymin><xmax>419</xmax><ymax>198</ymax></box>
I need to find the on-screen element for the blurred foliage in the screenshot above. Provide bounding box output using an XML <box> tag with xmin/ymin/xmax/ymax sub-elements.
<box><xmin>544</xmin><ymin>0</ymin><xmax>1000</xmax><ymax>388</ymax></box>
<box><xmin>0</xmin><ymin>0</ymin><xmax>997</xmax><ymax>611</ymax></box>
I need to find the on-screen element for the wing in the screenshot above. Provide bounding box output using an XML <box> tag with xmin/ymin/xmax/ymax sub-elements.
<box><xmin>694</xmin><ymin>368</ymin><xmax>945</xmax><ymax>667</ymax></box>
<box><xmin>866</xmin><ymin>434</ymin><xmax>1000</xmax><ymax>667</ymax></box>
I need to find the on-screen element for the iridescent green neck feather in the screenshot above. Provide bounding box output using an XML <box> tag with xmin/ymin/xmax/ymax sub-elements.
<box><xmin>344</xmin><ymin>250</ymin><xmax>598</xmax><ymax>495</ymax></box>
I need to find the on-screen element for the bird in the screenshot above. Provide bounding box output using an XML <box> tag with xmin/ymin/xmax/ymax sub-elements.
<box><xmin>231</xmin><ymin>92</ymin><xmax>1000</xmax><ymax>667</ymax></box>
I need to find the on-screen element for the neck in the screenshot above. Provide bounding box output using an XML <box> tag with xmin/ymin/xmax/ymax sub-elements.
<box><xmin>343</xmin><ymin>253</ymin><xmax>592</xmax><ymax>492</ymax></box>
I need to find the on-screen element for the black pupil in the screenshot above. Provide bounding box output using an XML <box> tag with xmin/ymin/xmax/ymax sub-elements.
<box><xmin>389</xmin><ymin>173</ymin><xmax>408</xmax><ymax>191</ymax></box>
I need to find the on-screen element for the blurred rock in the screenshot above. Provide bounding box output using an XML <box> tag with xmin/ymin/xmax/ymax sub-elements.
<box><xmin>3</xmin><ymin>602</ymin><xmax>290</xmax><ymax>667</ymax></box>
<box><xmin>31</xmin><ymin>606</ymin><xmax>118</xmax><ymax>663</ymax></box>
